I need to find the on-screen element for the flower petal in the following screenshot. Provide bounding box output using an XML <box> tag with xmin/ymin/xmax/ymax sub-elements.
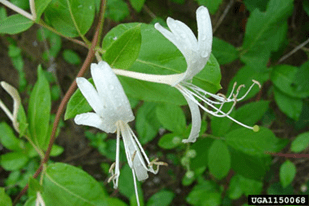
<box><xmin>197</xmin><ymin>6</ymin><xmax>212</xmax><ymax>58</ymax></box>
<box><xmin>182</xmin><ymin>93</ymin><xmax>201</xmax><ymax>143</ymax></box>
<box><xmin>76</xmin><ymin>77</ymin><xmax>104</xmax><ymax>116</ymax></box>
<box><xmin>74</xmin><ymin>112</ymin><xmax>116</xmax><ymax>133</ymax></box>
<box><xmin>91</xmin><ymin>61</ymin><xmax>134</xmax><ymax>124</ymax></box>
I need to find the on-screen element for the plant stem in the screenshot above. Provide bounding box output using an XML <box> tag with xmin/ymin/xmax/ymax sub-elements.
<box><xmin>12</xmin><ymin>0</ymin><xmax>107</xmax><ymax>205</ymax></box>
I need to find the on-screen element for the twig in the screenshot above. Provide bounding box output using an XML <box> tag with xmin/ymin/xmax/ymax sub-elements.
<box><xmin>12</xmin><ymin>1</ymin><xmax>107</xmax><ymax>205</ymax></box>
<box><xmin>143</xmin><ymin>5</ymin><xmax>156</xmax><ymax>19</ymax></box>
<box><xmin>278</xmin><ymin>37</ymin><xmax>309</xmax><ymax>64</ymax></box>
<box><xmin>266</xmin><ymin>152</ymin><xmax>309</xmax><ymax>158</ymax></box>
<box><xmin>213</xmin><ymin>0</ymin><xmax>235</xmax><ymax>33</ymax></box>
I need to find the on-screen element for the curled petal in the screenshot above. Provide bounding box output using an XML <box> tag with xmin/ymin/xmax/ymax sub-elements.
<box><xmin>91</xmin><ymin>61</ymin><xmax>134</xmax><ymax>124</ymax></box>
<box><xmin>74</xmin><ymin>112</ymin><xmax>116</xmax><ymax>133</ymax></box>
<box><xmin>197</xmin><ymin>6</ymin><xmax>212</xmax><ymax>58</ymax></box>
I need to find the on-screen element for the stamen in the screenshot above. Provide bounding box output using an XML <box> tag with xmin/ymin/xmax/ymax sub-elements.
<box><xmin>148</xmin><ymin>158</ymin><xmax>168</xmax><ymax>167</ymax></box>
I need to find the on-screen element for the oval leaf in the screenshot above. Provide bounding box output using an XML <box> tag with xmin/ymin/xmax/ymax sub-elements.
<box><xmin>208</xmin><ymin>139</ymin><xmax>231</xmax><ymax>179</ymax></box>
<box><xmin>43</xmin><ymin>163</ymin><xmax>108</xmax><ymax>205</ymax></box>
<box><xmin>280</xmin><ymin>160</ymin><xmax>296</xmax><ymax>188</ymax></box>
<box><xmin>291</xmin><ymin>132</ymin><xmax>309</xmax><ymax>153</ymax></box>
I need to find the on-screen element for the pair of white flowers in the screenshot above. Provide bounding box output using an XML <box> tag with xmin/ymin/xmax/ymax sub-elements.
<box><xmin>74</xmin><ymin>6</ymin><xmax>259</xmax><ymax>206</ymax></box>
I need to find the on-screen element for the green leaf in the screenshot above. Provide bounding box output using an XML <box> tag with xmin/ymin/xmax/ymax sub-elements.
<box><xmin>28</xmin><ymin>65</ymin><xmax>51</xmax><ymax>149</ymax></box>
<box><xmin>196</xmin><ymin>0</ymin><xmax>223</xmax><ymax>14</ymax></box>
<box><xmin>35</xmin><ymin>0</ymin><xmax>52</xmax><ymax>21</ymax></box>
<box><xmin>239</xmin><ymin>175</ymin><xmax>263</xmax><ymax>196</ymax></box>
<box><xmin>50</xmin><ymin>144</ymin><xmax>64</xmax><ymax>156</ymax></box>
<box><xmin>227</xmin><ymin>66</ymin><xmax>269</xmax><ymax>101</ymax></box>
<box><xmin>0</xmin><ymin>152</ymin><xmax>29</xmax><ymax>171</ymax></box>
<box><xmin>0</xmin><ymin>14</ymin><xmax>33</xmax><ymax>34</ymax></box>
<box><xmin>43</xmin><ymin>163</ymin><xmax>108</xmax><ymax>205</ymax></box>
<box><xmin>147</xmin><ymin>190</ymin><xmax>174</xmax><ymax>206</ymax></box>
<box><xmin>227</xmin><ymin>175</ymin><xmax>243</xmax><ymax>199</ymax></box>
<box><xmin>0</xmin><ymin>7</ymin><xmax>7</xmax><ymax>21</ymax></box>
<box><xmin>231</xmin><ymin>100</ymin><xmax>270</xmax><ymax>130</ymax></box>
<box><xmin>229</xmin><ymin>147</ymin><xmax>271</xmax><ymax>180</ymax></box>
<box><xmin>135</xmin><ymin>102</ymin><xmax>161</xmax><ymax>144</ymax></box>
<box><xmin>158</xmin><ymin>133</ymin><xmax>182</xmax><ymax>149</ymax></box>
<box><xmin>225</xmin><ymin>127</ymin><xmax>284</xmax><ymax>156</ymax></box>
<box><xmin>0</xmin><ymin>188</ymin><xmax>12</xmax><ymax>206</ymax></box>
<box><xmin>106</xmin><ymin>0</ymin><xmax>130</xmax><ymax>22</ymax></box>
<box><xmin>62</xmin><ymin>49</ymin><xmax>81</xmax><ymax>65</ymax></box>
<box><xmin>156</xmin><ymin>103</ymin><xmax>186</xmax><ymax>133</ymax></box>
<box><xmin>64</xmin><ymin>79</ymin><xmax>92</xmax><ymax>120</ymax></box>
<box><xmin>44</xmin><ymin>0</ymin><xmax>95</xmax><ymax>37</ymax></box>
<box><xmin>271</xmin><ymin>65</ymin><xmax>309</xmax><ymax>98</ymax></box>
<box><xmin>28</xmin><ymin>177</ymin><xmax>43</xmax><ymax>197</ymax></box>
<box><xmin>129</xmin><ymin>0</ymin><xmax>145</xmax><ymax>12</ymax></box>
<box><xmin>186</xmin><ymin>180</ymin><xmax>221</xmax><ymax>206</ymax></box>
<box><xmin>0</xmin><ymin>122</ymin><xmax>23</xmax><ymax>151</ymax></box>
<box><xmin>212</xmin><ymin>37</ymin><xmax>238</xmax><ymax>65</ymax></box>
<box><xmin>9</xmin><ymin>0</ymin><xmax>30</xmax><ymax>10</ymax></box>
<box><xmin>273</xmin><ymin>87</ymin><xmax>303</xmax><ymax>120</ymax></box>
<box><xmin>241</xmin><ymin>0</ymin><xmax>293</xmax><ymax>70</ymax></box>
<box><xmin>280</xmin><ymin>160</ymin><xmax>296</xmax><ymax>188</ymax></box>
<box><xmin>104</xmin><ymin>24</ymin><xmax>142</xmax><ymax>69</ymax></box>
<box><xmin>267</xmin><ymin>182</ymin><xmax>294</xmax><ymax>195</ymax></box>
<box><xmin>291</xmin><ymin>132</ymin><xmax>309</xmax><ymax>153</ymax></box>
<box><xmin>208</xmin><ymin>139</ymin><xmax>231</xmax><ymax>179</ymax></box>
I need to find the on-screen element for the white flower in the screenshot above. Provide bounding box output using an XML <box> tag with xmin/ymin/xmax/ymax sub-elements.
<box><xmin>113</xmin><ymin>6</ymin><xmax>260</xmax><ymax>143</ymax></box>
<box><xmin>74</xmin><ymin>61</ymin><xmax>165</xmax><ymax>206</ymax></box>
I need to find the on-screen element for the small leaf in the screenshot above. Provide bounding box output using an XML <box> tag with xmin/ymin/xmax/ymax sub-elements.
<box><xmin>291</xmin><ymin>132</ymin><xmax>309</xmax><ymax>153</ymax></box>
<box><xmin>208</xmin><ymin>139</ymin><xmax>231</xmax><ymax>179</ymax></box>
<box><xmin>135</xmin><ymin>102</ymin><xmax>161</xmax><ymax>144</ymax></box>
<box><xmin>129</xmin><ymin>0</ymin><xmax>145</xmax><ymax>12</ymax></box>
<box><xmin>104</xmin><ymin>24</ymin><xmax>142</xmax><ymax>69</ymax></box>
<box><xmin>280</xmin><ymin>160</ymin><xmax>296</xmax><ymax>188</ymax></box>
<box><xmin>147</xmin><ymin>190</ymin><xmax>174</xmax><ymax>206</ymax></box>
<box><xmin>158</xmin><ymin>133</ymin><xmax>182</xmax><ymax>149</ymax></box>
<box><xmin>44</xmin><ymin>0</ymin><xmax>95</xmax><ymax>37</ymax></box>
<box><xmin>50</xmin><ymin>144</ymin><xmax>64</xmax><ymax>156</ymax></box>
<box><xmin>1</xmin><ymin>152</ymin><xmax>29</xmax><ymax>171</ymax></box>
<box><xmin>43</xmin><ymin>163</ymin><xmax>108</xmax><ymax>205</ymax></box>
<box><xmin>62</xmin><ymin>49</ymin><xmax>81</xmax><ymax>65</ymax></box>
<box><xmin>212</xmin><ymin>37</ymin><xmax>238</xmax><ymax>65</ymax></box>
<box><xmin>156</xmin><ymin>103</ymin><xmax>186</xmax><ymax>133</ymax></box>
<box><xmin>28</xmin><ymin>65</ymin><xmax>51</xmax><ymax>149</ymax></box>
<box><xmin>273</xmin><ymin>87</ymin><xmax>303</xmax><ymax>120</ymax></box>
<box><xmin>0</xmin><ymin>14</ymin><xmax>33</xmax><ymax>34</ymax></box>
<box><xmin>0</xmin><ymin>188</ymin><xmax>12</xmax><ymax>206</ymax></box>
<box><xmin>190</xmin><ymin>138</ymin><xmax>213</xmax><ymax>170</ymax></box>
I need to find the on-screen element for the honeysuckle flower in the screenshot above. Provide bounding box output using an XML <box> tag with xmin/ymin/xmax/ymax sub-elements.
<box><xmin>74</xmin><ymin>61</ymin><xmax>165</xmax><ymax>206</ymax></box>
<box><xmin>0</xmin><ymin>81</ymin><xmax>21</xmax><ymax>132</ymax></box>
<box><xmin>113</xmin><ymin>6</ymin><xmax>260</xmax><ymax>143</ymax></box>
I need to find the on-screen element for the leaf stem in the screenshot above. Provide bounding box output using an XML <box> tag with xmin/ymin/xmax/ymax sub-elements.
<box><xmin>12</xmin><ymin>0</ymin><xmax>107</xmax><ymax>205</ymax></box>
